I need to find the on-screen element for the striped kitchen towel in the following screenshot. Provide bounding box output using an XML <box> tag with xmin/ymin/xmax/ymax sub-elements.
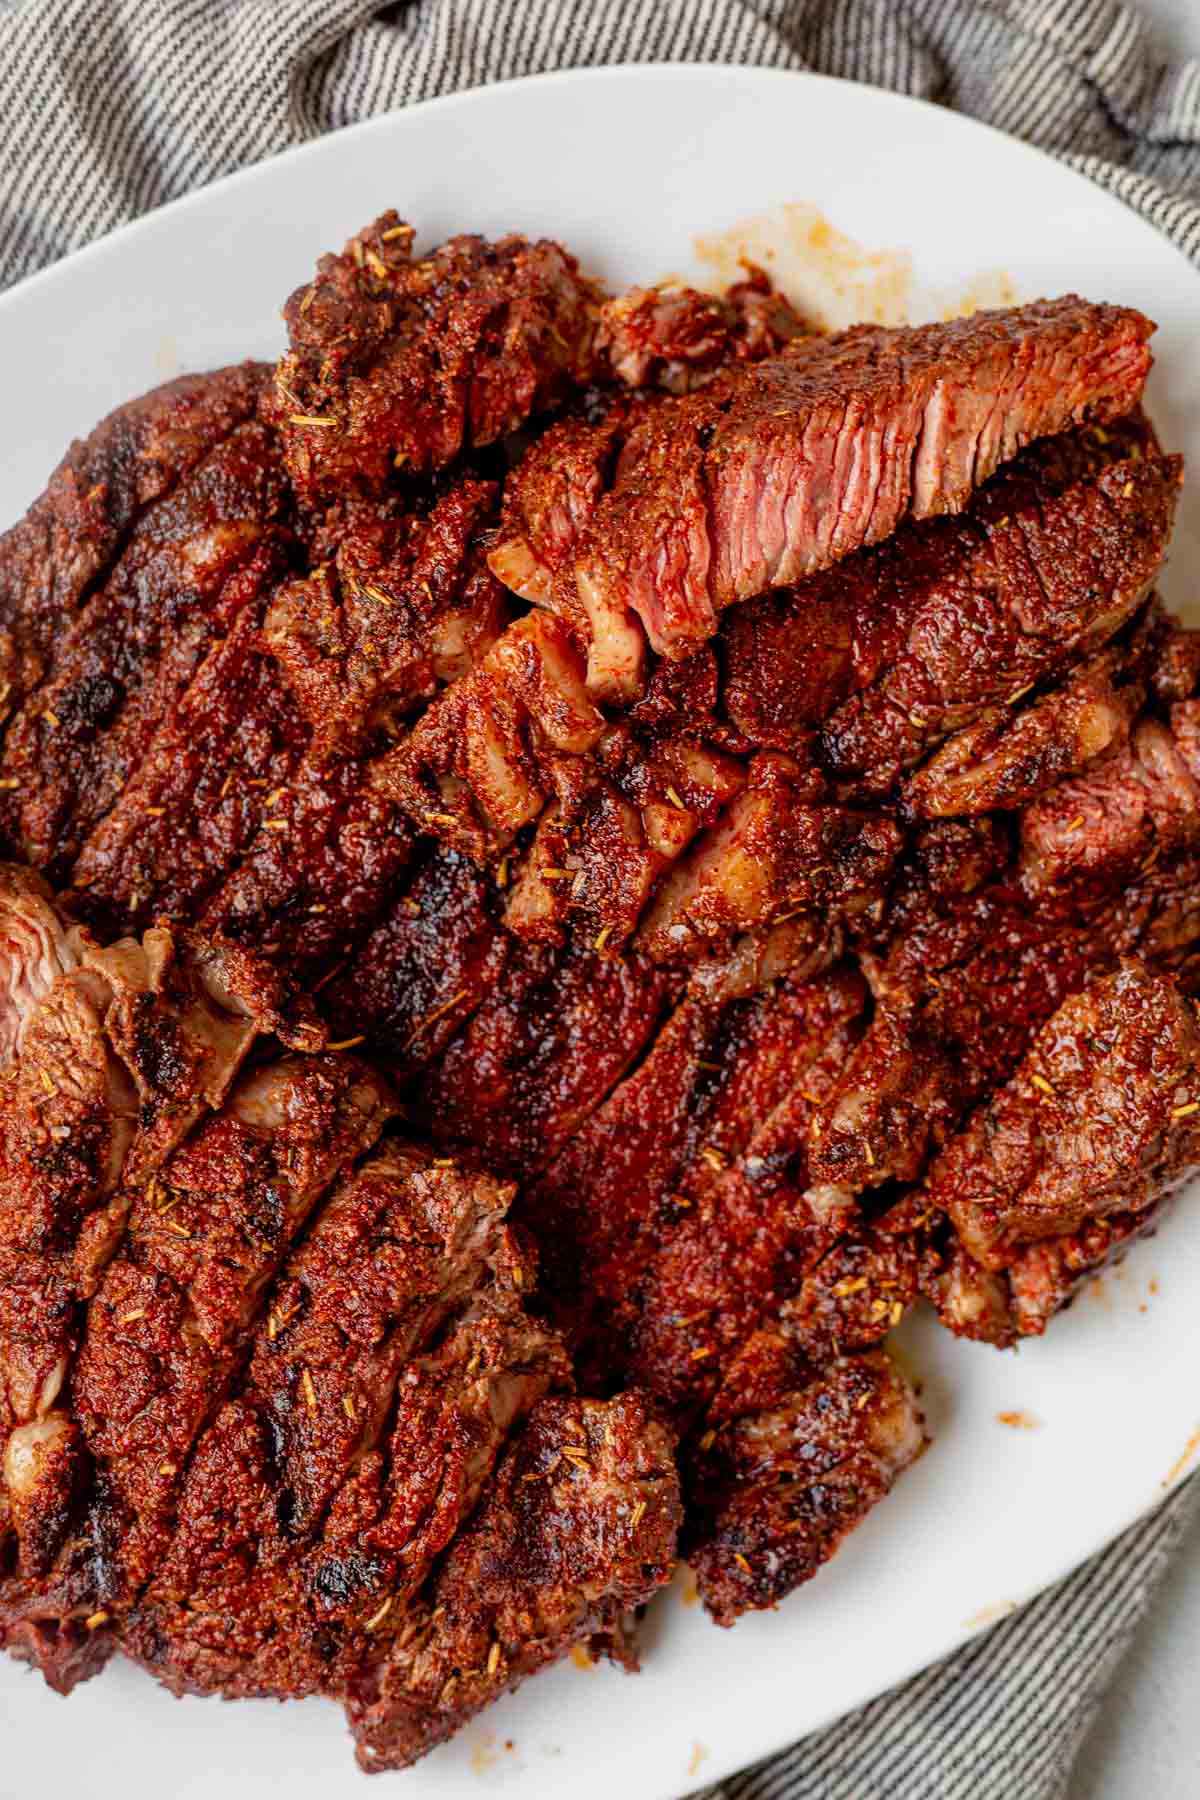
<box><xmin>1</xmin><ymin>3</ymin><xmax>1198</xmax><ymax>1797</ymax></box>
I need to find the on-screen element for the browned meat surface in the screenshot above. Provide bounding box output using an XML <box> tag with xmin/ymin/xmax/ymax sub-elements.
<box><xmin>0</xmin><ymin>421</ymin><xmax>293</xmax><ymax>884</ymax></box>
<box><xmin>684</xmin><ymin>1347</ymin><xmax>925</xmax><ymax>1625</ymax></box>
<box><xmin>1003</xmin><ymin>1203</ymin><xmax>1168</xmax><ymax>1336</ymax></box>
<box><xmin>622</xmin><ymin>975</ymin><xmax>866</xmax><ymax>1416</ymax></box>
<box><xmin>1021</xmin><ymin>701</ymin><xmax>1200</xmax><ymax>895</ymax></box>
<box><xmin>521</xmin><ymin>963</ymin><xmax>865</xmax><ymax>1378</ymax></box>
<box><xmin>594</xmin><ymin>273</ymin><xmax>808</xmax><ymax>393</ymax></box>
<box><xmin>376</xmin><ymin>419</ymin><xmax>1174</xmax><ymax>968</ymax></box>
<box><xmin>310</xmin><ymin>1261</ymin><xmax>567</xmax><ymax>1658</ymax></box>
<box><xmin>417</xmin><ymin>937</ymin><xmax>677</xmax><ymax>1180</ymax></box>
<box><xmin>772</xmin><ymin>1222</ymin><xmax>923</xmax><ymax>1364</ymax></box>
<box><xmin>821</xmin><ymin>437</ymin><xmax>1178</xmax><ymax>796</ymax></box>
<box><xmin>0</xmin><ymin>365</ymin><xmax>266</xmax><ymax>726</ymax></box>
<box><xmin>373</xmin><ymin>653</ymin><xmax>904</xmax><ymax>969</ymax></box>
<box><xmin>488</xmin><ymin>273</ymin><xmax>805</xmax><ymax>694</ymax></box>
<box><xmin>267</xmin><ymin>213</ymin><xmax>599</xmax><ymax>504</ymax></box>
<box><xmin>902</xmin><ymin>645</ymin><xmax>1144</xmax><ymax>820</ymax></box>
<box><xmin>2</xmin><ymin>227</ymin><xmax>1196</xmax><ymax>1765</ymax></box>
<box><xmin>0</xmin><ymin>872</ymin><xmax>321</xmax><ymax>1686</ymax></box>
<box><xmin>926</xmin><ymin>961</ymin><xmax>1200</xmax><ymax>1268</ymax></box>
<box><xmin>323</xmin><ymin>845</ymin><xmax>506</xmax><ymax>1074</ymax></box>
<box><xmin>491</xmin><ymin>273</ymin><xmax>806</xmax><ymax>626</ymax></box>
<box><xmin>61</xmin><ymin>473</ymin><xmax>507</xmax><ymax>973</ymax></box>
<box><xmin>927</xmin><ymin>1201</ymin><xmax>1168</xmax><ymax>1348</ymax></box>
<box><xmin>720</xmin><ymin>415</ymin><xmax>1176</xmax><ymax>790</ymax></box>
<box><xmin>369</xmin><ymin>608</ymin><xmax>605</xmax><ymax>860</ymax></box>
<box><xmin>508</xmin><ymin>952</ymin><xmax>920</xmax><ymax>1633</ymax></box>
<box><xmin>264</xmin><ymin>477</ymin><xmax>507</xmax><ymax>756</ymax></box>
<box><xmin>503</xmin><ymin>727</ymin><xmax>746</xmax><ymax>953</ymax></box>
<box><xmin>201</xmin><ymin>751</ymin><xmax>414</xmax><ymax>982</ymax></box>
<box><xmin>571</xmin><ymin>299</ymin><xmax>1153</xmax><ymax>687</ymax></box>
<box><xmin>801</xmin><ymin>747</ymin><xmax>1200</xmax><ymax>1218</ymax></box>
<box><xmin>371</xmin><ymin>604</ymin><xmax>758</xmax><ymax>958</ymax></box>
<box><xmin>346</xmin><ymin>1392</ymin><xmax>681</xmax><ymax>1771</ymax></box>
<box><xmin>71</xmin><ymin>1051</ymin><xmax>396</xmax><ymax>1605</ymax></box>
<box><xmin>68</xmin><ymin>609</ymin><xmax>310</xmax><ymax>934</ymax></box>
<box><xmin>488</xmin><ymin>392</ymin><xmax>658</xmax><ymax>620</ymax></box>
<box><xmin>0</xmin><ymin>888</ymin><xmax>675</xmax><ymax>1743</ymax></box>
<box><xmin>637</xmin><ymin>754</ymin><xmax>903</xmax><ymax>965</ymax></box>
<box><xmin>125</xmin><ymin>1147</ymin><xmax>569</xmax><ymax>1700</ymax></box>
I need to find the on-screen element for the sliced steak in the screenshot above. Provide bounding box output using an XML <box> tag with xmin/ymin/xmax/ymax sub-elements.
<box><xmin>521</xmin><ymin>963</ymin><xmax>865</xmax><ymax>1383</ymax></box>
<box><xmin>806</xmin><ymin>752</ymin><xmax>1200</xmax><ymax>1217</ymax></box>
<box><xmin>684</xmin><ymin>1347</ymin><xmax>925</xmax><ymax>1626</ymax></box>
<box><xmin>0</xmin><ymin>421</ymin><xmax>293</xmax><ymax>884</ymax></box>
<box><xmin>201</xmin><ymin>750</ymin><xmax>415</xmax><ymax>983</ymax></box>
<box><xmin>0</xmin><ymin>244</ymin><xmax>1194</xmax><ymax>1765</ymax></box>
<box><xmin>820</xmin><ymin>440</ymin><xmax>1178</xmax><ymax>795</ymax></box>
<box><xmin>68</xmin><ymin>608</ymin><xmax>310</xmax><ymax>935</ymax></box>
<box><xmin>488</xmin><ymin>393</ymin><xmax>657</xmax><ymax>616</ymax></box>
<box><xmin>345</xmin><ymin>1392</ymin><xmax>681</xmax><ymax>1772</ymax></box>
<box><xmin>623</xmin><ymin>975</ymin><xmax>866</xmax><ymax>1417</ymax></box>
<box><xmin>369</xmin><ymin>608</ymin><xmax>605</xmax><ymax>860</ymax></box>
<box><xmin>926</xmin><ymin>960</ymin><xmax>1200</xmax><ymax>1268</ymax></box>
<box><xmin>1021</xmin><ymin>701</ymin><xmax>1200</xmax><ymax>894</ymax></box>
<box><xmin>720</xmin><ymin>415</ymin><xmax>1176</xmax><ymax>790</ymax></box>
<box><xmin>902</xmin><ymin>644</ymin><xmax>1144</xmax><ymax>820</ymax></box>
<box><xmin>267</xmin><ymin>213</ymin><xmax>599</xmax><ymax>504</ymax></box>
<box><xmin>416</xmin><ymin>936</ymin><xmax>677</xmax><ymax>1181</ymax></box>
<box><xmin>69</xmin><ymin>471</ymin><xmax>508</xmax><ymax>959</ymax></box>
<box><xmin>637</xmin><ymin>753</ymin><xmax>903</xmax><ymax>965</ymax></box>
<box><xmin>383</xmin><ymin>419</ymin><xmax>1172</xmax><ymax>968</ymax></box>
<box><xmin>570</xmin><ymin>298</ymin><xmax>1154</xmax><ymax>689</ymax></box>
<box><xmin>502</xmin><ymin>727</ymin><xmax>745</xmax><ymax>953</ymax></box>
<box><xmin>492</xmin><ymin>268</ymin><xmax>808</xmax><ymax>691</ymax></box>
<box><xmin>125</xmin><ymin>1146</ymin><xmax>568</xmax><ymax>1701</ymax></box>
<box><xmin>0</xmin><ymin>875</ymin><xmax>319</xmax><ymax>1683</ymax></box>
<box><xmin>70</xmin><ymin>1052</ymin><xmax>396</xmax><ymax>1607</ymax></box>
<box><xmin>264</xmin><ymin>477</ymin><xmax>507</xmax><ymax>757</ymax></box>
<box><xmin>0</xmin><ymin>365</ymin><xmax>266</xmax><ymax>728</ymax></box>
<box><xmin>323</xmin><ymin>845</ymin><xmax>506</xmax><ymax>1075</ymax></box>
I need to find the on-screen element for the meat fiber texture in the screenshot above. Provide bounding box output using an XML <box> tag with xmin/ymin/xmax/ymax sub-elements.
<box><xmin>1</xmin><ymin>210</ymin><xmax>1199</xmax><ymax>1761</ymax></box>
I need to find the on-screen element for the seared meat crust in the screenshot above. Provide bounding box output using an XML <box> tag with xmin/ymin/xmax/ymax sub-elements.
<box><xmin>685</xmin><ymin>1347</ymin><xmax>925</xmax><ymax>1626</ymax></box>
<box><xmin>0</xmin><ymin>421</ymin><xmax>293</xmax><ymax>885</ymax></box>
<box><xmin>268</xmin><ymin>213</ymin><xmax>599</xmax><ymax>504</ymax></box>
<box><xmin>0</xmin><ymin>364</ymin><xmax>267</xmax><ymax>731</ymax></box>
<box><xmin>346</xmin><ymin>1392</ymin><xmax>681</xmax><ymax>1771</ymax></box>
<box><xmin>1</xmin><ymin>222</ymin><xmax>1197</xmax><ymax>1754</ymax></box>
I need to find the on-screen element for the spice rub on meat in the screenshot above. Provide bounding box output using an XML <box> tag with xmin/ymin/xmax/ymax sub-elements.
<box><xmin>2</xmin><ymin>202</ymin><xmax>1198</xmax><ymax>1760</ymax></box>
<box><xmin>374</xmin><ymin>409</ymin><xmax>1175</xmax><ymax>969</ymax></box>
<box><xmin>923</xmin><ymin>962</ymin><xmax>1200</xmax><ymax>1344</ymax></box>
<box><xmin>0</xmin><ymin>876</ymin><xmax>678</xmax><ymax>1761</ymax></box>
<box><xmin>0</xmin><ymin>869</ymin><xmax>322</xmax><ymax>1689</ymax></box>
<box><xmin>567</xmin><ymin>298</ymin><xmax>1154</xmax><ymax>693</ymax></box>
<box><xmin>346</xmin><ymin>1392</ymin><xmax>681</xmax><ymax>1772</ymax></box>
<box><xmin>124</xmin><ymin>1145</ymin><xmax>570</xmax><ymax>1702</ymax></box>
<box><xmin>0</xmin><ymin>364</ymin><xmax>268</xmax><ymax>733</ymax></box>
<box><xmin>266</xmin><ymin>213</ymin><xmax>600</xmax><ymax>504</ymax></box>
<box><xmin>684</xmin><ymin>1342</ymin><xmax>925</xmax><ymax>1627</ymax></box>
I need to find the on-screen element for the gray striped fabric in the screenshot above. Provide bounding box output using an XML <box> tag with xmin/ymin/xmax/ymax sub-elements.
<box><xmin>1</xmin><ymin>2</ymin><xmax>1198</xmax><ymax>1796</ymax></box>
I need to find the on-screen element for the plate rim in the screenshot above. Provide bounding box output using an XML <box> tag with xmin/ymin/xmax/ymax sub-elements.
<box><xmin>3</xmin><ymin>60</ymin><xmax>1196</xmax><ymax>319</ymax></box>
